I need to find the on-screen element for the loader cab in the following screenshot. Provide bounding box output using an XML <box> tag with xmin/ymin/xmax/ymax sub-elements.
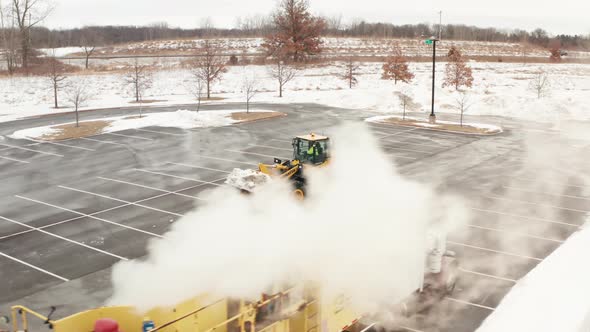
<box><xmin>292</xmin><ymin>134</ymin><xmax>329</xmax><ymax>165</ymax></box>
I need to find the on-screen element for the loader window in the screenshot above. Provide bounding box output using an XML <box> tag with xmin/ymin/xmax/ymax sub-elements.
<box><xmin>292</xmin><ymin>139</ymin><xmax>328</xmax><ymax>164</ymax></box>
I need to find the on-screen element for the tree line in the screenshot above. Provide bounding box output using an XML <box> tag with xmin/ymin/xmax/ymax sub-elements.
<box><xmin>19</xmin><ymin>23</ymin><xmax>589</xmax><ymax>51</ymax></box>
<box><xmin>2</xmin><ymin>13</ymin><xmax>588</xmax><ymax>53</ymax></box>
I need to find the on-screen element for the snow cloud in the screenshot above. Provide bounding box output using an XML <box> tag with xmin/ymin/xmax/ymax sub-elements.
<box><xmin>107</xmin><ymin>122</ymin><xmax>468</xmax><ymax>314</ymax></box>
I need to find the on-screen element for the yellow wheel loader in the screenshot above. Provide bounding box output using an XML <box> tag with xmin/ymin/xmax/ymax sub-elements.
<box><xmin>226</xmin><ymin>133</ymin><xmax>330</xmax><ymax>199</ymax></box>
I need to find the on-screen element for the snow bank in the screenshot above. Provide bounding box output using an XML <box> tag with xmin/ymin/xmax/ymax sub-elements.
<box><xmin>108</xmin><ymin>109</ymin><xmax>237</xmax><ymax>131</ymax></box>
<box><xmin>476</xmin><ymin>219</ymin><xmax>590</xmax><ymax>332</ymax></box>
<box><xmin>9</xmin><ymin>110</ymin><xmax>262</xmax><ymax>140</ymax></box>
<box><xmin>366</xmin><ymin>115</ymin><xmax>503</xmax><ymax>134</ymax></box>
<box><xmin>10</xmin><ymin>125</ymin><xmax>59</xmax><ymax>140</ymax></box>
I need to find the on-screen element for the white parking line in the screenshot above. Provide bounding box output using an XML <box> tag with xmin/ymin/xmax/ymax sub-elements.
<box><xmin>0</xmin><ymin>143</ymin><xmax>64</xmax><ymax>157</ymax></box>
<box><xmin>248</xmin><ymin>144</ymin><xmax>293</xmax><ymax>152</ymax></box>
<box><xmin>468</xmin><ymin>224</ymin><xmax>564</xmax><ymax>243</ymax></box>
<box><xmin>135</xmin><ymin>128</ymin><xmax>186</xmax><ymax>136</ymax></box>
<box><xmin>198</xmin><ymin>155</ymin><xmax>258</xmax><ymax>167</ymax></box>
<box><xmin>79</xmin><ymin>137</ymin><xmax>127</xmax><ymax>146</ymax></box>
<box><xmin>470</xmin><ymin>207</ymin><xmax>580</xmax><ymax>228</ymax></box>
<box><xmin>370</xmin><ymin>129</ymin><xmax>392</xmax><ymax>136</ymax></box>
<box><xmin>378</xmin><ymin>128</ymin><xmax>419</xmax><ymax>139</ymax></box>
<box><xmin>0</xmin><ymin>251</ymin><xmax>69</xmax><ymax>281</ymax></box>
<box><xmin>502</xmin><ymin>185</ymin><xmax>590</xmax><ymax>201</ymax></box>
<box><xmin>0</xmin><ymin>155</ymin><xmax>29</xmax><ymax>164</ymax></box>
<box><xmin>385</xmin><ymin>153</ymin><xmax>417</xmax><ymax>160</ymax></box>
<box><xmin>484</xmin><ymin>195</ymin><xmax>589</xmax><ymax>214</ymax></box>
<box><xmin>448</xmin><ymin>240</ymin><xmax>543</xmax><ymax>261</ymax></box>
<box><xmin>58</xmin><ymin>185</ymin><xmax>184</xmax><ymax>217</ymax></box>
<box><xmin>98</xmin><ymin>176</ymin><xmax>204</xmax><ymax>200</ymax></box>
<box><xmin>104</xmin><ymin>132</ymin><xmax>154</xmax><ymax>141</ymax></box>
<box><xmin>459</xmin><ymin>268</ymin><xmax>517</xmax><ymax>283</ymax></box>
<box><xmin>269</xmin><ymin>138</ymin><xmax>293</xmax><ymax>143</ymax></box>
<box><xmin>226</xmin><ymin>149</ymin><xmax>290</xmax><ymax>160</ymax></box>
<box><xmin>381</xmin><ymin>145</ymin><xmax>433</xmax><ymax>154</ymax></box>
<box><xmin>15</xmin><ymin>195</ymin><xmax>164</xmax><ymax>238</ymax></box>
<box><xmin>445</xmin><ymin>297</ymin><xmax>495</xmax><ymax>311</ymax></box>
<box><xmin>0</xmin><ymin>180</ymin><xmax>219</xmax><ymax>241</ymax></box>
<box><xmin>381</xmin><ymin>138</ymin><xmax>451</xmax><ymax>149</ymax></box>
<box><xmin>167</xmin><ymin>162</ymin><xmax>231</xmax><ymax>174</ymax></box>
<box><xmin>510</xmin><ymin>177</ymin><xmax>588</xmax><ymax>190</ymax></box>
<box><xmin>25</xmin><ymin>139</ymin><xmax>95</xmax><ymax>152</ymax></box>
<box><xmin>398</xmin><ymin>325</ymin><xmax>425</xmax><ymax>332</ymax></box>
<box><xmin>0</xmin><ymin>215</ymin><xmax>128</xmax><ymax>261</ymax></box>
<box><xmin>359</xmin><ymin>323</ymin><xmax>376</xmax><ymax>332</ymax></box>
<box><xmin>134</xmin><ymin>168</ymin><xmax>224</xmax><ymax>187</ymax></box>
<box><xmin>368</xmin><ymin>123</ymin><xmax>409</xmax><ymax>132</ymax></box>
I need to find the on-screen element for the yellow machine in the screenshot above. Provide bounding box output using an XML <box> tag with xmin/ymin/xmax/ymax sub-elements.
<box><xmin>246</xmin><ymin>133</ymin><xmax>330</xmax><ymax>199</ymax></box>
<box><xmin>7</xmin><ymin>284</ymin><xmax>363</xmax><ymax>332</ymax></box>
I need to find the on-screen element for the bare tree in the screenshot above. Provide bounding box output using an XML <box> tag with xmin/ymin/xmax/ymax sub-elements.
<box><xmin>0</xmin><ymin>1</ymin><xmax>18</xmax><ymax>73</ymax></box>
<box><xmin>270</xmin><ymin>59</ymin><xmax>296</xmax><ymax>97</ymax></box>
<box><xmin>520</xmin><ymin>43</ymin><xmax>531</xmax><ymax>65</ymax></box>
<box><xmin>242</xmin><ymin>70</ymin><xmax>258</xmax><ymax>113</ymax></box>
<box><xmin>125</xmin><ymin>58</ymin><xmax>153</xmax><ymax>103</ymax></box>
<box><xmin>11</xmin><ymin>0</ymin><xmax>53</xmax><ymax>68</ymax></box>
<box><xmin>66</xmin><ymin>81</ymin><xmax>90</xmax><ymax>127</ymax></box>
<box><xmin>341</xmin><ymin>57</ymin><xmax>360</xmax><ymax>88</ymax></box>
<box><xmin>397</xmin><ymin>89</ymin><xmax>413</xmax><ymax>120</ymax></box>
<box><xmin>185</xmin><ymin>76</ymin><xmax>204</xmax><ymax>112</ymax></box>
<box><xmin>199</xmin><ymin>17</ymin><xmax>215</xmax><ymax>36</ymax></box>
<box><xmin>453</xmin><ymin>91</ymin><xmax>474</xmax><ymax>126</ymax></box>
<box><xmin>529</xmin><ymin>70</ymin><xmax>551</xmax><ymax>99</ymax></box>
<box><xmin>80</xmin><ymin>30</ymin><xmax>100</xmax><ymax>69</ymax></box>
<box><xmin>326</xmin><ymin>14</ymin><xmax>343</xmax><ymax>32</ymax></box>
<box><xmin>191</xmin><ymin>40</ymin><xmax>226</xmax><ymax>99</ymax></box>
<box><xmin>47</xmin><ymin>55</ymin><xmax>67</xmax><ymax>108</ymax></box>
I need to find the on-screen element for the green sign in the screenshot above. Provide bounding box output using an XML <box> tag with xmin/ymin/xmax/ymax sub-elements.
<box><xmin>425</xmin><ymin>39</ymin><xmax>433</xmax><ymax>45</ymax></box>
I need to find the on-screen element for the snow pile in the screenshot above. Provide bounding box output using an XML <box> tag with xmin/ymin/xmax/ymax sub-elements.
<box><xmin>476</xmin><ymin>220</ymin><xmax>590</xmax><ymax>332</ymax></box>
<box><xmin>225</xmin><ymin>168</ymin><xmax>270</xmax><ymax>192</ymax></box>
<box><xmin>107</xmin><ymin>123</ymin><xmax>468</xmax><ymax>315</ymax></box>
<box><xmin>10</xmin><ymin>126</ymin><xmax>59</xmax><ymax>140</ymax></box>
<box><xmin>108</xmin><ymin>109</ymin><xmax>237</xmax><ymax>131</ymax></box>
<box><xmin>366</xmin><ymin>115</ymin><xmax>503</xmax><ymax>134</ymax></box>
<box><xmin>10</xmin><ymin>110</ymin><xmax>256</xmax><ymax>140</ymax></box>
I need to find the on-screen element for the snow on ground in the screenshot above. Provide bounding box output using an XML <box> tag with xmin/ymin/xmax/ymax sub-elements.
<box><xmin>38</xmin><ymin>47</ymin><xmax>87</xmax><ymax>57</ymax></box>
<box><xmin>366</xmin><ymin>115</ymin><xmax>503</xmax><ymax>134</ymax></box>
<box><xmin>1</xmin><ymin>62</ymin><xmax>589</xmax><ymax>125</ymax></box>
<box><xmin>9</xmin><ymin>109</ymin><xmax>254</xmax><ymax>140</ymax></box>
<box><xmin>69</xmin><ymin>37</ymin><xmax>589</xmax><ymax>59</ymax></box>
<box><xmin>476</xmin><ymin>218</ymin><xmax>590</xmax><ymax>332</ymax></box>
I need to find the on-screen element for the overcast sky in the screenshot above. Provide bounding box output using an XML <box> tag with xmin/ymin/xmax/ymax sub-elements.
<box><xmin>46</xmin><ymin>0</ymin><xmax>589</xmax><ymax>35</ymax></box>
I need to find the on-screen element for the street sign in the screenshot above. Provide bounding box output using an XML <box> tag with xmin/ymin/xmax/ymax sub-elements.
<box><xmin>425</xmin><ymin>39</ymin><xmax>433</xmax><ymax>45</ymax></box>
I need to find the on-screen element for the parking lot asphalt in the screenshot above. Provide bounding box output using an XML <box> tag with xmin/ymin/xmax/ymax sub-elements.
<box><xmin>0</xmin><ymin>103</ymin><xmax>588</xmax><ymax>332</ymax></box>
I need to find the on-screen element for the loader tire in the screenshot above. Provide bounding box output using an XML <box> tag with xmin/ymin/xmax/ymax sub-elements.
<box><xmin>293</xmin><ymin>189</ymin><xmax>305</xmax><ymax>200</ymax></box>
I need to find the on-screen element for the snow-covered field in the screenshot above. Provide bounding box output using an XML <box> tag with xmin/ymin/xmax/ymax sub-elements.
<box><xmin>38</xmin><ymin>47</ymin><xmax>87</xmax><ymax>57</ymax></box>
<box><xmin>477</xmin><ymin>219</ymin><xmax>590</xmax><ymax>332</ymax></box>
<box><xmin>60</xmin><ymin>37</ymin><xmax>589</xmax><ymax>59</ymax></box>
<box><xmin>1</xmin><ymin>61</ymin><xmax>589</xmax><ymax>126</ymax></box>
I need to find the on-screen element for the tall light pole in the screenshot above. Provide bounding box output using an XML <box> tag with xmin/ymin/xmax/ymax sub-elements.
<box><xmin>425</xmin><ymin>37</ymin><xmax>439</xmax><ymax>122</ymax></box>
